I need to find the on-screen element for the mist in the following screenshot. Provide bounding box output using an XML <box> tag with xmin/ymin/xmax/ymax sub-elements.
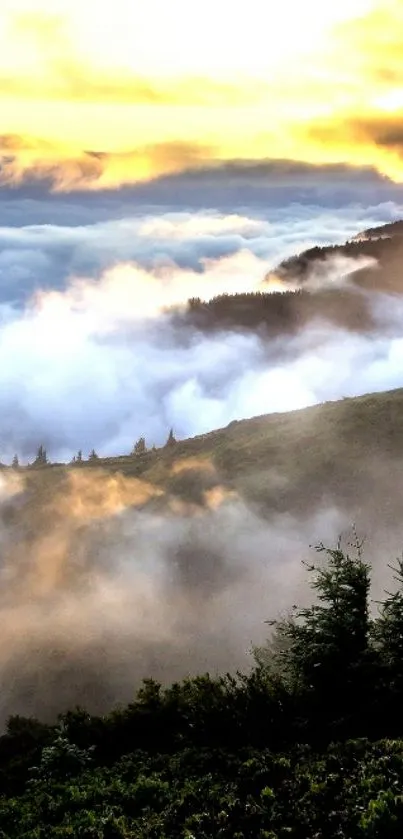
<box><xmin>0</xmin><ymin>450</ymin><xmax>402</xmax><ymax>725</ymax></box>
<box><xmin>0</xmin><ymin>201</ymin><xmax>401</xmax><ymax>304</ymax></box>
<box><xmin>0</xmin><ymin>243</ymin><xmax>401</xmax><ymax>463</ymax></box>
<box><xmin>0</xmin><ymin>466</ymin><xmax>349</xmax><ymax>723</ymax></box>
<box><xmin>0</xmin><ymin>200</ymin><xmax>403</xmax><ymax>724</ymax></box>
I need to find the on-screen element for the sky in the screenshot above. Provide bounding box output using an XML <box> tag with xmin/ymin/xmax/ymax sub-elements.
<box><xmin>0</xmin><ymin>0</ymin><xmax>403</xmax><ymax>189</ymax></box>
<box><xmin>1</xmin><ymin>0</ymin><xmax>403</xmax><ymax>462</ymax></box>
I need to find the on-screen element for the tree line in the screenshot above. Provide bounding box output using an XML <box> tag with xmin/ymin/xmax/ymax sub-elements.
<box><xmin>9</xmin><ymin>429</ymin><xmax>177</xmax><ymax>469</ymax></box>
<box><xmin>2</xmin><ymin>538</ymin><xmax>403</xmax><ymax>835</ymax></box>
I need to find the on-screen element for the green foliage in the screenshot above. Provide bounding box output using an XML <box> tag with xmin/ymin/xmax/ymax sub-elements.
<box><xmin>262</xmin><ymin>539</ymin><xmax>374</xmax><ymax>737</ymax></box>
<box><xmin>4</xmin><ymin>740</ymin><xmax>403</xmax><ymax>837</ymax></box>
<box><xmin>28</xmin><ymin>725</ymin><xmax>95</xmax><ymax>784</ymax></box>
<box><xmin>3</xmin><ymin>539</ymin><xmax>403</xmax><ymax>835</ymax></box>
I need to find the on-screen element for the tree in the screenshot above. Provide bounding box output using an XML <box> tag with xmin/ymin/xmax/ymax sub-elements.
<box><xmin>263</xmin><ymin>537</ymin><xmax>373</xmax><ymax>736</ymax></box>
<box><xmin>88</xmin><ymin>449</ymin><xmax>98</xmax><ymax>461</ymax></box>
<box><xmin>165</xmin><ymin>428</ymin><xmax>177</xmax><ymax>447</ymax></box>
<box><xmin>11</xmin><ymin>454</ymin><xmax>19</xmax><ymax>469</ymax></box>
<box><xmin>77</xmin><ymin>450</ymin><xmax>83</xmax><ymax>462</ymax></box>
<box><xmin>28</xmin><ymin>723</ymin><xmax>94</xmax><ymax>785</ymax></box>
<box><xmin>34</xmin><ymin>445</ymin><xmax>48</xmax><ymax>465</ymax></box>
<box><xmin>371</xmin><ymin>557</ymin><xmax>403</xmax><ymax>732</ymax></box>
<box><xmin>133</xmin><ymin>437</ymin><xmax>146</xmax><ymax>456</ymax></box>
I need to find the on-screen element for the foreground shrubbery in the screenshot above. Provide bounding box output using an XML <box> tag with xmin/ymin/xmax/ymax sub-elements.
<box><xmin>3</xmin><ymin>539</ymin><xmax>403</xmax><ymax>836</ymax></box>
<box><xmin>3</xmin><ymin>738</ymin><xmax>403</xmax><ymax>837</ymax></box>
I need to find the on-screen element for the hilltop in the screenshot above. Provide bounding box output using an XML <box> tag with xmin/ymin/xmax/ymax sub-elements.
<box><xmin>265</xmin><ymin>217</ymin><xmax>403</xmax><ymax>294</ymax></box>
<box><xmin>7</xmin><ymin>218</ymin><xmax>403</xmax><ymax>539</ymax></box>
<box><xmin>13</xmin><ymin>385</ymin><xmax>403</xmax><ymax>528</ymax></box>
<box><xmin>173</xmin><ymin>218</ymin><xmax>403</xmax><ymax>336</ymax></box>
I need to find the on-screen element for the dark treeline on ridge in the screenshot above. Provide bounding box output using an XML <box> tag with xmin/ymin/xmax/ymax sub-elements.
<box><xmin>176</xmin><ymin>286</ymin><xmax>375</xmax><ymax>336</ymax></box>
<box><xmin>272</xmin><ymin>223</ymin><xmax>403</xmax><ymax>295</ymax></box>
<box><xmin>3</xmin><ymin>538</ymin><xmax>403</xmax><ymax>835</ymax></box>
<box><xmin>176</xmin><ymin>219</ymin><xmax>403</xmax><ymax>334</ymax></box>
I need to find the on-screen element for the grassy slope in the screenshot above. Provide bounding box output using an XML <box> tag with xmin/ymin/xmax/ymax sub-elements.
<box><xmin>19</xmin><ymin>386</ymin><xmax>403</xmax><ymax>522</ymax></box>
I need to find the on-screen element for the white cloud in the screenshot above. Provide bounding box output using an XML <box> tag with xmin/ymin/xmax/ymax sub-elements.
<box><xmin>0</xmin><ymin>201</ymin><xmax>401</xmax><ymax>303</ymax></box>
<box><xmin>0</xmin><ymin>246</ymin><xmax>400</xmax><ymax>463</ymax></box>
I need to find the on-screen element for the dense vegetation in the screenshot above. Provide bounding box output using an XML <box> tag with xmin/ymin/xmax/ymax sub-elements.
<box><xmin>3</xmin><ymin>538</ymin><xmax>403</xmax><ymax>835</ymax></box>
<box><xmin>179</xmin><ymin>286</ymin><xmax>374</xmax><ymax>335</ymax></box>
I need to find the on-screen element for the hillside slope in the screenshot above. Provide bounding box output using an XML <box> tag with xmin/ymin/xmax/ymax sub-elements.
<box><xmin>266</xmin><ymin>218</ymin><xmax>403</xmax><ymax>294</ymax></box>
<box><xmin>176</xmin><ymin>219</ymin><xmax>403</xmax><ymax>336</ymax></box>
<box><xmin>14</xmin><ymin>385</ymin><xmax>403</xmax><ymax>526</ymax></box>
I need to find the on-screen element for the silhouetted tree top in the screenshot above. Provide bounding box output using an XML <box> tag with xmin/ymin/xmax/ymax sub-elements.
<box><xmin>88</xmin><ymin>449</ymin><xmax>99</xmax><ymax>461</ymax></box>
<box><xmin>133</xmin><ymin>437</ymin><xmax>147</xmax><ymax>456</ymax></box>
<box><xmin>12</xmin><ymin>454</ymin><xmax>19</xmax><ymax>469</ymax></box>
<box><xmin>34</xmin><ymin>445</ymin><xmax>48</xmax><ymax>465</ymax></box>
<box><xmin>165</xmin><ymin>428</ymin><xmax>177</xmax><ymax>447</ymax></box>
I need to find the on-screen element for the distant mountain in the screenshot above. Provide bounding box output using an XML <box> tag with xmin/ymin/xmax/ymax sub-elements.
<box><xmin>353</xmin><ymin>219</ymin><xmax>403</xmax><ymax>240</ymax></box>
<box><xmin>175</xmin><ymin>220</ymin><xmax>403</xmax><ymax>337</ymax></box>
<box><xmin>264</xmin><ymin>218</ymin><xmax>403</xmax><ymax>295</ymax></box>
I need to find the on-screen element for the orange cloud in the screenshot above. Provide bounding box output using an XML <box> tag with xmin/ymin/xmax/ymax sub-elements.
<box><xmin>0</xmin><ymin>11</ymin><xmax>271</xmax><ymax>107</ymax></box>
<box><xmin>0</xmin><ymin>135</ymin><xmax>214</xmax><ymax>190</ymax></box>
<box><xmin>2</xmin><ymin>1</ymin><xmax>403</xmax><ymax>187</ymax></box>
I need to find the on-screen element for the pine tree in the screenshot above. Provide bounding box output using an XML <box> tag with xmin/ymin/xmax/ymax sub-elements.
<box><xmin>88</xmin><ymin>449</ymin><xmax>98</xmax><ymax>461</ymax></box>
<box><xmin>12</xmin><ymin>454</ymin><xmax>19</xmax><ymax>469</ymax></box>
<box><xmin>371</xmin><ymin>558</ymin><xmax>403</xmax><ymax>732</ymax></box>
<box><xmin>76</xmin><ymin>450</ymin><xmax>83</xmax><ymax>463</ymax></box>
<box><xmin>34</xmin><ymin>445</ymin><xmax>48</xmax><ymax>465</ymax></box>
<box><xmin>133</xmin><ymin>437</ymin><xmax>146</xmax><ymax>456</ymax></box>
<box><xmin>264</xmin><ymin>537</ymin><xmax>373</xmax><ymax>735</ymax></box>
<box><xmin>165</xmin><ymin>428</ymin><xmax>177</xmax><ymax>447</ymax></box>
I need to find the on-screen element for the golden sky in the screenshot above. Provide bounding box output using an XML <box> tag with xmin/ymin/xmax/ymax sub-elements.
<box><xmin>0</xmin><ymin>0</ymin><xmax>402</xmax><ymax>190</ymax></box>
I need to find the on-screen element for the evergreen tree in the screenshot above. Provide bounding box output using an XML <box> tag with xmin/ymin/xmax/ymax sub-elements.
<box><xmin>88</xmin><ymin>449</ymin><xmax>98</xmax><ymax>461</ymax></box>
<box><xmin>264</xmin><ymin>538</ymin><xmax>373</xmax><ymax>735</ymax></box>
<box><xmin>11</xmin><ymin>454</ymin><xmax>19</xmax><ymax>469</ymax></box>
<box><xmin>34</xmin><ymin>445</ymin><xmax>48</xmax><ymax>465</ymax></box>
<box><xmin>371</xmin><ymin>557</ymin><xmax>403</xmax><ymax>732</ymax></box>
<box><xmin>77</xmin><ymin>450</ymin><xmax>83</xmax><ymax>462</ymax></box>
<box><xmin>133</xmin><ymin>437</ymin><xmax>146</xmax><ymax>455</ymax></box>
<box><xmin>165</xmin><ymin>428</ymin><xmax>177</xmax><ymax>447</ymax></box>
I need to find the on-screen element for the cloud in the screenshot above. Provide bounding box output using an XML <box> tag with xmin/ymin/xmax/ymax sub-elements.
<box><xmin>0</xmin><ymin>440</ymin><xmax>401</xmax><ymax>723</ymax></box>
<box><xmin>0</xmin><ymin>134</ymin><xmax>216</xmax><ymax>192</ymax></box>
<box><xmin>0</xmin><ymin>201</ymin><xmax>402</xmax><ymax>305</ymax></box>
<box><xmin>330</xmin><ymin>0</ymin><xmax>403</xmax><ymax>88</ymax></box>
<box><xmin>3</xmin><ymin>160</ymin><xmax>402</xmax><ymax>233</ymax></box>
<box><xmin>1</xmin><ymin>2</ymin><xmax>403</xmax><ymax>187</ymax></box>
<box><xmin>0</xmin><ymin>464</ymin><xmax>347</xmax><ymax>722</ymax></box>
<box><xmin>306</xmin><ymin>115</ymin><xmax>403</xmax><ymax>181</ymax></box>
<box><xmin>266</xmin><ymin>253</ymin><xmax>378</xmax><ymax>293</ymax></box>
<box><xmin>0</xmin><ymin>240</ymin><xmax>399</xmax><ymax>465</ymax></box>
<box><xmin>3</xmin><ymin>130</ymin><xmax>403</xmax><ymax>198</ymax></box>
<box><xmin>0</xmin><ymin>200</ymin><xmax>401</xmax><ymax>467</ymax></box>
<box><xmin>0</xmin><ymin>8</ymin><xmax>289</xmax><ymax>107</ymax></box>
